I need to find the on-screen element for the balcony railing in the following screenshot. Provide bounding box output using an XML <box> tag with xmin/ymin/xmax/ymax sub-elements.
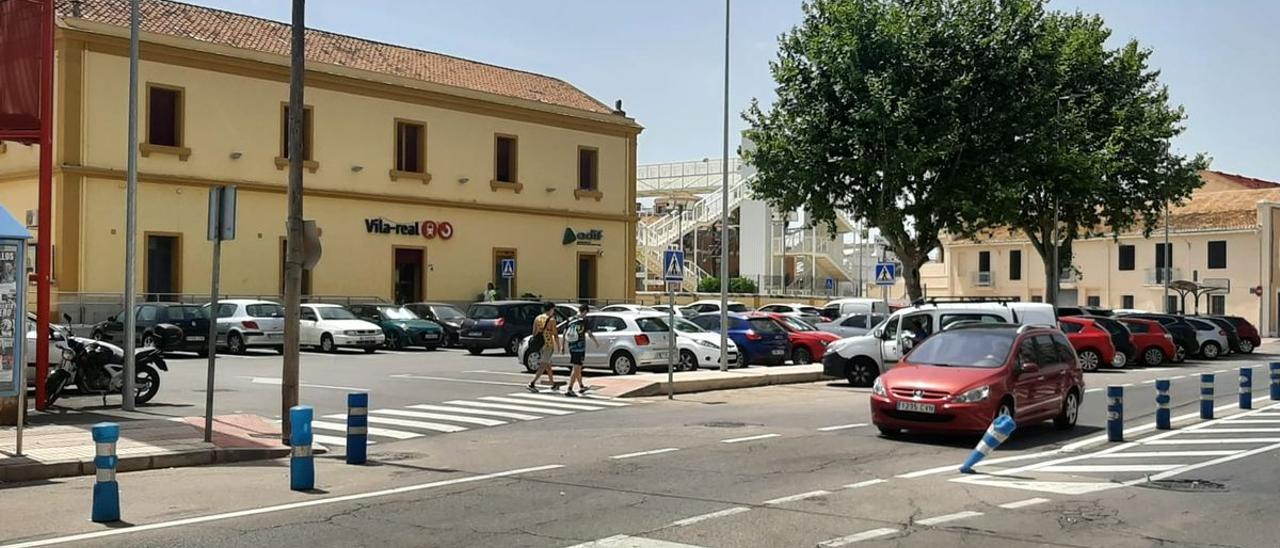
<box><xmin>1144</xmin><ymin>267</ymin><xmax>1182</xmax><ymax>285</ymax></box>
<box><xmin>973</xmin><ymin>271</ymin><xmax>994</xmax><ymax>287</ymax></box>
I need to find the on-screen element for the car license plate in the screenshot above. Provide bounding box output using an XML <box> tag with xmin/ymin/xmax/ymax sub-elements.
<box><xmin>266</xmin><ymin>333</ymin><xmax>282</xmax><ymax>339</ymax></box>
<box><xmin>423</xmin><ymin>334</ymin><xmax>439</xmax><ymax>339</ymax></box>
<box><xmin>896</xmin><ymin>401</ymin><xmax>935</xmax><ymax>413</ymax></box>
<box><xmin>360</xmin><ymin>338</ymin><xmax>378</xmax><ymax>343</ymax></box>
<box><xmin>468</xmin><ymin>331</ymin><xmax>484</xmax><ymax>337</ymax></box>
<box><xmin>187</xmin><ymin>335</ymin><xmax>205</xmax><ymax>342</ymax></box>
<box><xmin>771</xmin><ymin>349</ymin><xmax>785</xmax><ymax>355</ymax></box>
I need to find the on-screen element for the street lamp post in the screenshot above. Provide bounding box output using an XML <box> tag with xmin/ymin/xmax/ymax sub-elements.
<box><xmin>718</xmin><ymin>0</ymin><xmax>730</xmax><ymax>372</ymax></box>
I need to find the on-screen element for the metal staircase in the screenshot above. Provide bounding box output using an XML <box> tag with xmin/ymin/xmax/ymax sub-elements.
<box><xmin>637</xmin><ymin>175</ymin><xmax>750</xmax><ymax>291</ymax></box>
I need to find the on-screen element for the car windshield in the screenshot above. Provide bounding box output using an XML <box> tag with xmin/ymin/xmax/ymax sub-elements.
<box><xmin>674</xmin><ymin>318</ymin><xmax>705</xmax><ymax>333</ymax></box>
<box><xmin>433</xmin><ymin>305</ymin><xmax>466</xmax><ymax>321</ymax></box>
<box><xmin>780</xmin><ymin>316</ymin><xmax>817</xmax><ymax>332</ymax></box>
<box><xmin>907</xmin><ymin>331</ymin><xmax>1015</xmax><ymax>368</ymax></box>
<box><xmin>169</xmin><ymin>306</ymin><xmax>208</xmax><ymax>320</ymax></box>
<box><xmin>380</xmin><ymin>307</ymin><xmax>419</xmax><ymax>320</ymax></box>
<box><xmin>798</xmin><ymin>306</ymin><xmax>822</xmax><ymax>315</ymax></box>
<box><xmin>469</xmin><ymin>305</ymin><xmax>500</xmax><ymax>320</ymax></box>
<box><xmin>317</xmin><ymin>307</ymin><xmax>357</xmax><ymax>320</ymax></box>
<box><xmin>747</xmin><ymin>317</ymin><xmax>786</xmax><ymax>334</ymax></box>
<box><xmin>635</xmin><ymin>317</ymin><xmax>670</xmax><ymax>333</ymax></box>
<box><xmin>727</xmin><ymin>303</ymin><xmax>750</xmax><ymax>313</ymax></box>
<box><xmin>246</xmin><ymin>303</ymin><xmax>284</xmax><ymax>318</ymax></box>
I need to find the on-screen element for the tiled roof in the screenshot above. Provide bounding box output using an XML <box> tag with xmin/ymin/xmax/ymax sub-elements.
<box><xmin>1199</xmin><ymin>170</ymin><xmax>1280</xmax><ymax>191</ymax></box>
<box><xmin>55</xmin><ymin>0</ymin><xmax>618</xmax><ymax>116</ymax></box>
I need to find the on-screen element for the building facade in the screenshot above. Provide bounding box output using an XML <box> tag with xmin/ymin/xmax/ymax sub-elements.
<box><xmin>0</xmin><ymin>0</ymin><xmax>641</xmax><ymax>312</ymax></box>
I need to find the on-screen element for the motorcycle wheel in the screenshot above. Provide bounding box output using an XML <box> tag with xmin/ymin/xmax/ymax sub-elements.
<box><xmin>46</xmin><ymin>370</ymin><xmax>72</xmax><ymax>406</ymax></box>
<box><xmin>133</xmin><ymin>363</ymin><xmax>162</xmax><ymax>405</ymax></box>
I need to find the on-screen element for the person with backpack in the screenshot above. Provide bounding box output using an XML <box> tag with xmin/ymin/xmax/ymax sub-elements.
<box><xmin>527</xmin><ymin>301</ymin><xmax>564</xmax><ymax>392</ymax></box>
<box><xmin>563</xmin><ymin>304</ymin><xmax>598</xmax><ymax>397</ymax></box>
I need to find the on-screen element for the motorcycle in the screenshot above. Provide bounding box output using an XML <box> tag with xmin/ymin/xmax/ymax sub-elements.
<box><xmin>45</xmin><ymin>322</ymin><xmax>172</xmax><ymax>406</ymax></box>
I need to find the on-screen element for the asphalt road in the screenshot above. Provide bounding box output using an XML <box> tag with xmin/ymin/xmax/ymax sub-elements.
<box><xmin>6</xmin><ymin>347</ymin><xmax>1280</xmax><ymax>547</ymax></box>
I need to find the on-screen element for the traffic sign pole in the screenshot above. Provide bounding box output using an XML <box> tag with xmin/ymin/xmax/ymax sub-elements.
<box><xmin>662</xmin><ymin>249</ymin><xmax>685</xmax><ymax>399</ymax></box>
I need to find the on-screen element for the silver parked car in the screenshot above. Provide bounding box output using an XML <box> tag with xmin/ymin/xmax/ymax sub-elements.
<box><xmin>1183</xmin><ymin>316</ymin><xmax>1229</xmax><ymax>359</ymax></box>
<box><xmin>206</xmin><ymin>299</ymin><xmax>285</xmax><ymax>354</ymax></box>
<box><xmin>517</xmin><ymin>312</ymin><xmax>672</xmax><ymax>375</ymax></box>
<box><xmin>757</xmin><ymin>302</ymin><xmax>825</xmax><ymax>324</ymax></box>
<box><xmin>815</xmin><ymin>313</ymin><xmax>888</xmax><ymax>338</ymax></box>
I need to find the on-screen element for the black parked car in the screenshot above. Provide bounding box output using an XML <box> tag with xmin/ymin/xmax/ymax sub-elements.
<box><xmin>1194</xmin><ymin>316</ymin><xmax>1241</xmax><ymax>356</ymax></box>
<box><xmin>1087</xmin><ymin>316</ymin><xmax>1136</xmax><ymax>367</ymax></box>
<box><xmin>404</xmin><ymin>302</ymin><xmax>469</xmax><ymax>347</ymax></box>
<box><xmin>1058</xmin><ymin>306</ymin><xmax>1114</xmax><ymax>318</ymax></box>
<box><xmin>459</xmin><ymin>301</ymin><xmax>569</xmax><ymax>356</ymax></box>
<box><xmin>92</xmin><ymin>302</ymin><xmax>210</xmax><ymax>355</ymax></box>
<box><xmin>1117</xmin><ymin>313</ymin><xmax>1196</xmax><ymax>363</ymax></box>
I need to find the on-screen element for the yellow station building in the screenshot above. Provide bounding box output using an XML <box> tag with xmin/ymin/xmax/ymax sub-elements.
<box><xmin>0</xmin><ymin>0</ymin><xmax>642</xmax><ymax>312</ymax></box>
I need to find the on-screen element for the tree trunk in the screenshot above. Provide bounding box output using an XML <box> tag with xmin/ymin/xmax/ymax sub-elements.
<box><xmin>900</xmin><ymin>252</ymin><xmax>925</xmax><ymax>303</ymax></box>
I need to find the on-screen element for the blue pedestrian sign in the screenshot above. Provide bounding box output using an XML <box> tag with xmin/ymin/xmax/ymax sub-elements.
<box><xmin>874</xmin><ymin>262</ymin><xmax>897</xmax><ymax>286</ymax></box>
<box><xmin>500</xmin><ymin>258</ymin><xmax>516</xmax><ymax>279</ymax></box>
<box><xmin>662</xmin><ymin>249</ymin><xmax>685</xmax><ymax>282</ymax></box>
<box><xmin>824</xmin><ymin>277</ymin><xmax>834</xmax><ymax>291</ymax></box>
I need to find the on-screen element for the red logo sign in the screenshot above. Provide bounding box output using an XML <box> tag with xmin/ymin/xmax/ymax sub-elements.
<box><xmin>438</xmin><ymin>222</ymin><xmax>454</xmax><ymax>240</ymax></box>
<box><xmin>420</xmin><ymin>220</ymin><xmax>454</xmax><ymax>240</ymax></box>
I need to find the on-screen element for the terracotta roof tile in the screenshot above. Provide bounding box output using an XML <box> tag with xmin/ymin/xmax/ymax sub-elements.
<box><xmin>1198</xmin><ymin>170</ymin><xmax>1280</xmax><ymax>191</ymax></box>
<box><xmin>56</xmin><ymin>0</ymin><xmax>617</xmax><ymax>115</ymax></box>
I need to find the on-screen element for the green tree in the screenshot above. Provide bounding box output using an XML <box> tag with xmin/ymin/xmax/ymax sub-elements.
<box><xmin>744</xmin><ymin>0</ymin><xmax>1047</xmax><ymax>301</ymax></box>
<box><xmin>988</xmin><ymin>11</ymin><xmax>1208</xmax><ymax>305</ymax></box>
<box><xmin>698</xmin><ymin>277</ymin><xmax>758</xmax><ymax>294</ymax></box>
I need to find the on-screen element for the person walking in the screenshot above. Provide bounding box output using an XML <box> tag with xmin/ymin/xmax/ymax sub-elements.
<box><xmin>564</xmin><ymin>304</ymin><xmax>598</xmax><ymax>397</ymax></box>
<box><xmin>484</xmin><ymin>282</ymin><xmax>498</xmax><ymax>302</ymax></box>
<box><xmin>527</xmin><ymin>301</ymin><xmax>563</xmax><ymax>392</ymax></box>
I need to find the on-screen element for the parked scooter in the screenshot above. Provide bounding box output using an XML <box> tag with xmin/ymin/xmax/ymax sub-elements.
<box><xmin>45</xmin><ymin>319</ymin><xmax>172</xmax><ymax>406</ymax></box>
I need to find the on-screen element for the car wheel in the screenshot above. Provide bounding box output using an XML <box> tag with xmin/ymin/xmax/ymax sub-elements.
<box><xmin>141</xmin><ymin>332</ymin><xmax>159</xmax><ymax>348</ymax></box>
<box><xmin>846</xmin><ymin>359</ymin><xmax>878</xmax><ymax>388</ymax></box>
<box><xmin>792</xmin><ymin>346</ymin><xmax>813</xmax><ymax>365</ymax></box>
<box><xmin>505</xmin><ymin>337</ymin><xmax>520</xmax><ymax>357</ymax></box>
<box><xmin>1053</xmin><ymin>390</ymin><xmax>1079</xmax><ymax>430</ymax></box>
<box><xmin>736</xmin><ymin>352</ymin><xmax>747</xmax><ymax>368</ymax></box>
<box><xmin>611</xmin><ymin>352</ymin><xmax>637</xmax><ymax>375</ymax></box>
<box><xmin>1078</xmin><ymin>350</ymin><xmax>1101</xmax><ymax>372</ymax></box>
<box><xmin>467</xmin><ymin>347</ymin><xmax>484</xmax><ymax>356</ymax></box>
<box><xmin>228</xmin><ymin>332</ymin><xmax>246</xmax><ymax>355</ymax></box>
<box><xmin>385</xmin><ymin>331</ymin><xmax>403</xmax><ymax>350</ymax></box>
<box><xmin>876</xmin><ymin>425</ymin><xmax>901</xmax><ymax>437</ymax></box>
<box><xmin>523</xmin><ymin>351</ymin><xmax>540</xmax><ymax>373</ymax></box>
<box><xmin>320</xmin><ymin>334</ymin><xmax>336</xmax><ymax>353</ymax></box>
<box><xmin>679</xmin><ymin>350</ymin><xmax>698</xmax><ymax>372</ymax></box>
<box><xmin>1201</xmin><ymin>341</ymin><xmax>1220</xmax><ymax>360</ymax></box>
<box><xmin>1143</xmin><ymin>347</ymin><xmax>1165</xmax><ymax>367</ymax></box>
<box><xmin>1174</xmin><ymin>345</ymin><xmax>1187</xmax><ymax>363</ymax></box>
<box><xmin>995</xmin><ymin>400</ymin><xmax>1014</xmax><ymax>422</ymax></box>
<box><xmin>1111</xmin><ymin>352</ymin><xmax>1127</xmax><ymax>369</ymax></box>
<box><xmin>1239</xmin><ymin>339</ymin><xmax>1255</xmax><ymax>354</ymax></box>
<box><xmin>425</xmin><ymin>345</ymin><xmax>438</xmax><ymax>351</ymax></box>
<box><xmin>91</xmin><ymin>330</ymin><xmax>105</xmax><ymax>341</ymax></box>
<box><xmin>363</xmin><ymin>346</ymin><xmax>377</xmax><ymax>354</ymax></box>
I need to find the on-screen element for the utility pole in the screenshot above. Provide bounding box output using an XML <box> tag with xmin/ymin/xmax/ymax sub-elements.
<box><xmin>1163</xmin><ymin>205</ymin><xmax>1170</xmax><ymax>312</ymax></box>
<box><xmin>281</xmin><ymin>0</ymin><xmax>306</xmax><ymax>443</ymax></box>
<box><xmin>718</xmin><ymin>0</ymin><xmax>730</xmax><ymax>372</ymax></box>
<box><xmin>121</xmin><ymin>0</ymin><xmax>140</xmax><ymax>411</ymax></box>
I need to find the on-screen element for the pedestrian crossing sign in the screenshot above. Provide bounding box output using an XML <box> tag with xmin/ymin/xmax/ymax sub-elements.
<box><xmin>663</xmin><ymin>250</ymin><xmax>685</xmax><ymax>282</ymax></box>
<box><xmin>875</xmin><ymin>262</ymin><xmax>897</xmax><ymax>286</ymax></box>
<box><xmin>500</xmin><ymin>258</ymin><xmax>516</xmax><ymax>279</ymax></box>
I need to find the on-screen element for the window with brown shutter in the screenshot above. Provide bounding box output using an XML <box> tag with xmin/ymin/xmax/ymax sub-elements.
<box><xmin>147</xmin><ymin>86</ymin><xmax>182</xmax><ymax>147</ymax></box>
<box><xmin>395</xmin><ymin>121</ymin><xmax>425</xmax><ymax>173</ymax></box>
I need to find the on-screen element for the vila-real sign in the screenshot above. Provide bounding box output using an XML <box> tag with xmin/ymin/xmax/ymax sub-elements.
<box><xmin>365</xmin><ymin>218</ymin><xmax>454</xmax><ymax>240</ymax></box>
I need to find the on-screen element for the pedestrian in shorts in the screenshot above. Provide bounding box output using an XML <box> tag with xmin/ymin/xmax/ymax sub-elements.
<box><xmin>527</xmin><ymin>301</ymin><xmax>563</xmax><ymax>392</ymax></box>
<box><xmin>564</xmin><ymin>304</ymin><xmax>598</xmax><ymax>397</ymax></box>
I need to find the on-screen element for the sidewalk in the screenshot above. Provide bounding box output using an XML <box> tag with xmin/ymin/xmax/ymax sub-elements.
<box><xmin>0</xmin><ymin>414</ymin><xmax>294</xmax><ymax>483</ymax></box>
<box><xmin>590</xmin><ymin>364</ymin><xmax>833</xmax><ymax>398</ymax></box>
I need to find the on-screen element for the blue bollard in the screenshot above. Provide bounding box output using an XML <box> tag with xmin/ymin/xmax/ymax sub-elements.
<box><xmin>1200</xmin><ymin>374</ymin><xmax>1215</xmax><ymax>419</ymax></box>
<box><xmin>346</xmin><ymin>392</ymin><xmax>368</xmax><ymax>465</ymax></box>
<box><xmin>1106</xmin><ymin>386</ymin><xmax>1124</xmax><ymax>442</ymax></box>
<box><xmin>1270</xmin><ymin>362</ymin><xmax>1280</xmax><ymax>401</ymax></box>
<box><xmin>1240</xmin><ymin>367</ymin><xmax>1253</xmax><ymax>410</ymax></box>
<box><xmin>959</xmin><ymin>414</ymin><xmax>1016</xmax><ymax>474</ymax></box>
<box><xmin>1155</xmin><ymin>379</ymin><xmax>1171</xmax><ymax>430</ymax></box>
<box><xmin>290</xmin><ymin>405</ymin><xmax>315</xmax><ymax>491</ymax></box>
<box><xmin>91</xmin><ymin>422</ymin><xmax>121</xmax><ymax>523</ymax></box>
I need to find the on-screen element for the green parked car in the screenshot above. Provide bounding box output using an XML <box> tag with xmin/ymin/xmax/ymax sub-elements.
<box><xmin>348</xmin><ymin>304</ymin><xmax>445</xmax><ymax>350</ymax></box>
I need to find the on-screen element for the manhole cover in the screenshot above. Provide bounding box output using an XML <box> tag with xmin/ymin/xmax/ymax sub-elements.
<box><xmin>1139</xmin><ymin>479</ymin><xmax>1227</xmax><ymax>492</ymax></box>
<box><xmin>698</xmin><ymin>421</ymin><xmax>749</xmax><ymax>428</ymax></box>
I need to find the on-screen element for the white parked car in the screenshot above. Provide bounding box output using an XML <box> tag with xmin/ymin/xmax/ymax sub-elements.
<box><xmin>517</xmin><ymin>312</ymin><xmax>672</xmax><ymax>375</ymax></box>
<box><xmin>206</xmin><ymin>299</ymin><xmax>285</xmax><ymax>354</ymax></box>
<box><xmin>815</xmin><ymin>313</ymin><xmax>888</xmax><ymax>338</ymax></box>
<box><xmin>671</xmin><ymin>316</ymin><xmax>739</xmax><ymax>370</ymax></box>
<box><xmin>24</xmin><ymin>313</ymin><xmax>68</xmax><ymax>386</ymax></box>
<box><xmin>600</xmin><ymin>304</ymin><xmax>658</xmax><ymax>313</ymax></box>
<box><xmin>686</xmin><ymin>299</ymin><xmax>750</xmax><ymax>315</ymax></box>
<box><xmin>299</xmin><ymin>304</ymin><xmax>384</xmax><ymax>353</ymax></box>
<box><xmin>757</xmin><ymin>302</ymin><xmax>825</xmax><ymax>324</ymax></box>
<box><xmin>651</xmin><ymin>304</ymin><xmax>699</xmax><ymax>319</ymax></box>
<box><xmin>1183</xmin><ymin>317</ymin><xmax>1229</xmax><ymax>359</ymax></box>
<box><xmin>821</xmin><ymin>298</ymin><xmax>891</xmax><ymax>319</ymax></box>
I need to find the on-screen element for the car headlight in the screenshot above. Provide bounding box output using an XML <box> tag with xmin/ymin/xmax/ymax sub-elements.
<box><xmin>872</xmin><ymin>377</ymin><xmax>886</xmax><ymax>397</ymax></box>
<box><xmin>953</xmin><ymin>385</ymin><xmax>990</xmax><ymax>404</ymax></box>
<box><xmin>819</xmin><ymin>340</ymin><xmax>829</xmax><ymax>347</ymax></box>
<box><xmin>344</xmin><ymin>330</ymin><xmax>359</xmax><ymax>336</ymax></box>
<box><xmin>697</xmin><ymin>340</ymin><xmax>719</xmax><ymax>349</ymax></box>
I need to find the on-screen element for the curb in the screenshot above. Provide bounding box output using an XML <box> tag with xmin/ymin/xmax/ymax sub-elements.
<box><xmin>0</xmin><ymin>445</ymin><xmax>326</xmax><ymax>484</ymax></box>
<box><xmin>615</xmin><ymin>369</ymin><xmax>834</xmax><ymax>397</ymax></box>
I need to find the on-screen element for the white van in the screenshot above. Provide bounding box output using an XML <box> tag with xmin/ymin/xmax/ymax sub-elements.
<box><xmin>822</xmin><ymin>301</ymin><xmax>1055</xmax><ymax>386</ymax></box>
<box><xmin>821</xmin><ymin>298</ymin><xmax>891</xmax><ymax>320</ymax></box>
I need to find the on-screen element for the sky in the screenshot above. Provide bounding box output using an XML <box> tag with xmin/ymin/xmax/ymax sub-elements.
<box><xmin>197</xmin><ymin>0</ymin><xmax>1279</xmax><ymax>181</ymax></box>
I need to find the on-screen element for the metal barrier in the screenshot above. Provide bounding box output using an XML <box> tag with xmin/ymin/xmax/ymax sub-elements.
<box><xmin>91</xmin><ymin>423</ymin><xmax>120</xmax><ymax>523</ymax></box>
<box><xmin>1106</xmin><ymin>386</ymin><xmax>1124</xmax><ymax>442</ymax></box>
<box><xmin>1240</xmin><ymin>367</ymin><xmax>1253</xmax><ymax>410</ymax></box>
<box><xmin>289</xmin><ymin>405</ymin><xmax>315</xmax><ymax>491</ymax></box>
<box><xmin>347</xmin><ymin>393</ymin><xmax>368</xmax><ymax>465</ymax></box>
<box><xmin>1155</xmin><ymin>379</ymin><xmax>1171</xmax><ymax>430</ymax></box>
<box><xmin>1200</xmin><ymin>374</ymin><xmax>1215</xmax><ymax>419</ymax></box>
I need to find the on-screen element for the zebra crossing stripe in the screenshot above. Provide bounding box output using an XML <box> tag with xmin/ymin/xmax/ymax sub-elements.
<box><xmin>311</xmin><ymin>420</ymin><xmax>422</xmax><ymax>439</ymax></box>
<box><xmin>325</xmin><ymin>414</ymin><xmax>469</xmax><ymax>434</ymax></box>
<box><xmin>408</xmin><ymin>404</ymin><xmax>543</xmax><ymax>421</ymax></box>
<box><xmin>479</xmin><ymin>396</ymin><xmax>604</xmax><ymax>412</ymax></box>
<box><xmin>445</xmin><ymin>400</ymin><xmax>574</xmax><ymax>416</ymax></box>
<box><xmin>312</xmin><ymin>434</ymin><xmax>375</xmax><ymax>447</ymax></box>
<box><xmin>371</xmin><ymin>409</ymin><xmax>507</xmax><ymax>427</ymax></box>
<box><xmin>504</xmin><ymin>392</ymin><xmax>631</xmax><ymax>407</ymax></box>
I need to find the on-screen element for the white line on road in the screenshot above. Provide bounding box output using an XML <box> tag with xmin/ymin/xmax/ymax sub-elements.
<box><xmin>720</xmin><ymin>433</ymin><xmax>781</xmax><ymax>444</ymax></box>
<box><xmin>817</xmin><ymin>528</ymin><xmax>900</xmax><ymax>547</ymax></box>
<box><xmin>389</xmin><ymin>374</ymin><xmax>529</xmax><ymax>387</ymax></box>
<box><xmin>1194</xmin><ymin>427</ymin><xmax>1280</xmax><ymax>433</ymax></box>
<box><xmin>505</xmin><ymin>392</ymin><xmax>631</xmax><ymax>407</ymax></box>
<box><xmin>1144</xmin><ymin>437</ymin><xmax>1280</xmax><ymax>445</ymax></box>
<box><xmin>310</xmin><ymin>420</ymin><xmax>421</xmax><ymax>439</ymax></box>
<box><xmin>0</xmin><ymin>464</ymin><xmax>565</xmax><ymax>548</ymax></box>
<box><xmin>1059</xmin><ymin>398</ymin><xmax>1276</xmax><ymax>453</ymax></box>
<box><xmin>444</xmin><ymin>400</ymin><xmax>573</xmax><ymax>416</ymax></box>
<box><xmin>916</xmin><ymin>511</ymin><xmax>984</xmax><ymax>526</ymax></box>
<box><xmin>1128</xmin><ymin>441</ymin><xmax>1280</xmax><ymax>484</ymax></box>
<box><xmin>245</xmin><ymin>376</ymin><xmax>367</xmax><ymax>392</ymax></box>
<box><xmin>667</xmin><ymin>507</ymin><xmax>751</xmax><ymax>527</ymax></box>
<box><xmin>1084</xmin><ymin>388</ymin><xmax>1103</xmax><ymax>394</ymax></box>
<box><xmin>463</xmin><ymin>369</ymin><xmax>536</xmax><ymax>377</ymax></box>
<box><xmin>409</xmin><ymin>404</ymin><xmax>542</xmax><ymax>421</ymax></box>
<box><xmin>1170</xmin><ymin>375</ymin><xmax>1187</xmax><ymax>380</ymax></box>
<box><xmin>817</xmin><ymin>423</ymin><xmax>867</xmax><ymax>432</ymax></box>
<box><xmin>762</xmin><ymin>490</ymin><xmax>830</xmax><ymax>505</ymax></box>
<box><xmin>480</xmin><ymin>396</ymin><xmax>605</xmax><ymax>411</ymax></box>
<box><xmin>312</xmin><ymin>434</ymin><xmax>358</xmax><ymax>447</ymax></box>
<box><xmin>1039</xmin><ymin>464</ymin><xmax>1183</xmax><ymax>473</ymax></box>
<box><xmin>610</xmin><ymin>448</ymin><xmax>680</xmax><ymax>460</ymax></box>
<box><xmin>843</xmin><ymin>479</ymin><xmax>887</xmax><ymax>489</ymax></box>
<box><xmin>1140</xmin><ymin>380</ymin><xmax>1156</xmax><ymax>385</ymax></box>
<box><xmin>370</xmin><ymin>409</ymin><xmax>507</xmax><ymax>427</ymax></box>
<box><xmin>1089</xmin><ymin>450</ymin><xmax>1240</xmax><ymax>458</ymax></box>
<box><xmin>1222</xmin><ymin>419</ymin><xmax>1280</xmax><ymax>424</ymax></box>
<box><xmin>1118</xmin><ymin>383</ymin><xmax>1134</xmax><ymax>387</ymax></box>
<box><xmin>999</xmin><ymin>498</ymin><xmax>1051</xmax><ymax>509</ymax></box>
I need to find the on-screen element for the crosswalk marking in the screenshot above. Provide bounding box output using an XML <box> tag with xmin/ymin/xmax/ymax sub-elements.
<box><xmin>408</xmin><ymin>404</ymin><xmax>542</xmax><ymax>421</ymax></box>
<box><xmin>327</xmin><ymin>414</ymin><xmax>469</xmax><ymax>433</ymax></box>
<box><xmin>1145</xmin><ymin>438</ymin><xmax>1280</xmax><ymax>445</ymax></box>
<box><xmin>446</xmin><ymin>400</ymin><xmax>574</xmax><ymax>415</ymax></box>
<box><xmin>1039</xmin><ymin>464</ymin><xmax>1183</xmax><ymax>473</ymax></box>
<box><xmin>1089</xmin><ymin>450</ymin><xmax>1240</xmax><ymax>458</ymax></box>
<box><xmin>505</xmin><ymin>392</ymin><xmax>631</xmax><ymax>407</ymax></box>
<box><xmin>312</xmin><ymin>434</ymin><xmax>374</xmax><ymax>448</ymax></box>
<box><xmin>916</xmin><ymin>511</ymin><xmax>983</xmax><ymax>526</ymax></box>
<box><xmin>999</xmin><ymin>497</ymin><xmax>1050</xmax><ymax>509</ymax></box>
<box><xmin>311</xmin><ymin>420</ymin><xmax>422</xmax><ymax>439</ymax></box>
<box><xmin>817</xmin><ymin>528</ymin><xmax>899</xmax><ymax>547</ymax></box>
<box><xmin>478</xmin><ymin>396</ymin><xmax>602</xmax><ymax>412</ymax></box>
<box><xmin>371</xmin><ymin>409</ymin><xmax>507</xmax><ymax>427</ymax></box>
<box><xmin>1223</xmin><ymin>419</ymin><xmax>1280</xmax><ymax>424</ymax></box>
<box><xmin>1194</xmin><ymin>427</ymin><xmax>1280</xmax><ymax>433</ymax></box>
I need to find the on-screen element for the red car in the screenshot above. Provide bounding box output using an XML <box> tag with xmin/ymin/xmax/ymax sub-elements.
<box><xmin>1057</xmin><ymin>316</ymin><xmax>1118</xmax><ymax>372</ymax></box>
<box><xmin>1213</xmin><ymin>315</ymin><xmax>1261</xmax><ymax>353</ymax></box>
<box><xmin>870</xmin><ymin>323</ymin><xmax>1084</xmax><ymax>435</ymax></box>
<box><xmin>1117</xmin><ymin>318</ymin><xmax>1178</xmax><ymax>366</ymax></box>
<box><xmin>767</xmin><ymin>313</ymin><xmax>840</xmax><ymax>365</ymax></box>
